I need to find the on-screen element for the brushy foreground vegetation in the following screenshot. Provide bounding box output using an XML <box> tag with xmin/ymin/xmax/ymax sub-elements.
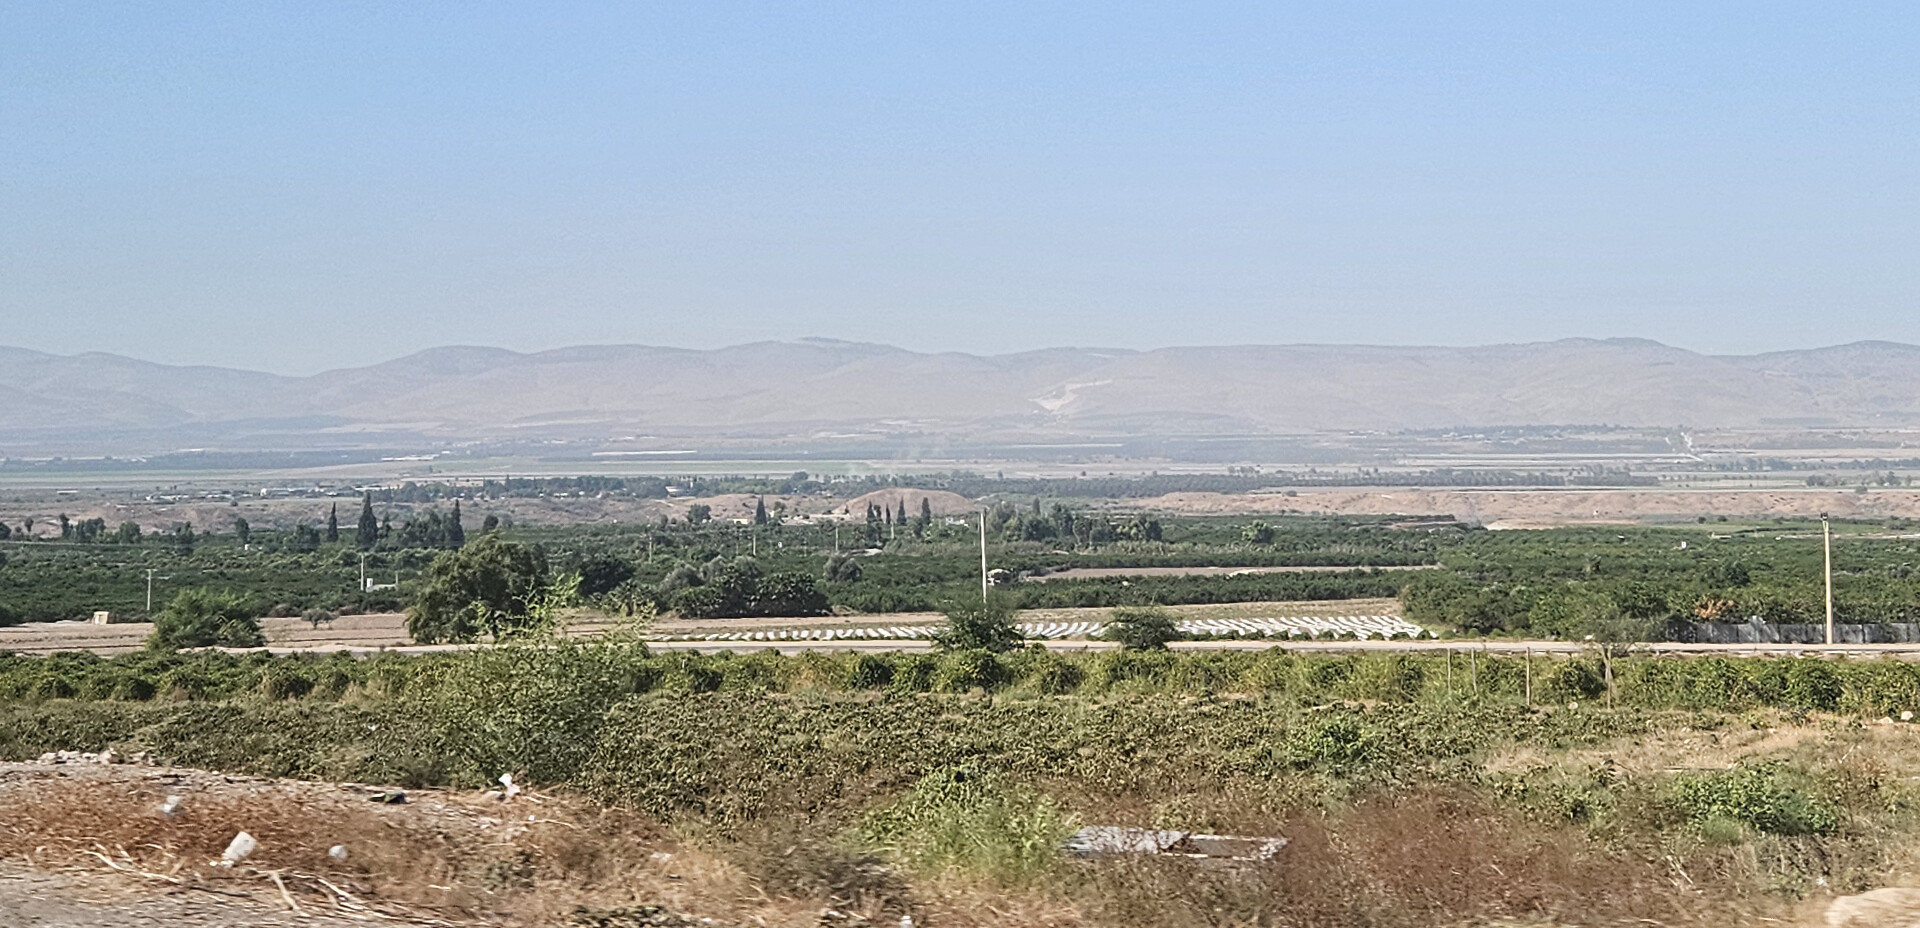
<box><xmin>9</xmin><ymin>643</ymin><xmax>1920</xmax><ymax>924</ymax></box>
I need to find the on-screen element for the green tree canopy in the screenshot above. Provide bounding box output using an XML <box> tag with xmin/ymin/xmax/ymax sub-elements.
<box><xmin>1102</xmin><ymin>605</ymin><xmax>1183</xmax><ymax>650</ymax></box>
<box><xmin>407</xmin><ymin>533</ymin><xmax>551</xmax><ymax>644</ymax></box>
<box><xmin>148</xmin><ymin>588</ymin><xmax>263</xmax><ymax>651</ymax></box>
<box><xmin>934</xmin><ymin>596</ymin><xmax>1025</xmax><ymax>652</ymax></box>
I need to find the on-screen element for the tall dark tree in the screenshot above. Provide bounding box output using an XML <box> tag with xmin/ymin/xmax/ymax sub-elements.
<box><xmin>920</xmin><ymin>497</ymin><xmax>933</xmax><ymax>525</ymax></box>
<box><xmin>326</xmin><ymin>504</ymin><xmax>340</xmax><ymax>543</ymax></box>
<box><xmin>754</xmin><ymin>497</ymin><xmax>768</xmax><ymax>525</ymax></box>
<box><xmin>896</xmin><ymin>500</ymin><xmax>908</xmax><ymax>525</ymax></box>
<box><xmin>448</xmin><ymin>499</ymin><xmax>466</xmax><ymax>548</ymax></box>
<box><xmin>59</xmin><ymin>514</ymin><xmax>71</xmax><ymax>539</ymax></box>
<box><xmin>234</xmin><ymin>517</ymin><xmax>251</xmax><ymax>545</ymax></box>
<box><xmin>356</xmin><ymin>492</ymin><xmax>379</xmax><ymax>550</ymax></box>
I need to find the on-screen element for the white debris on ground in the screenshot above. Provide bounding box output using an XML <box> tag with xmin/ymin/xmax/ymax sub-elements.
<box><xmin>655</xmin><ymin>615</ymin><xmax>1427</xmax><ymax>644</ymax></box>
<box><xmin>1064</xmin><ymin>825</ymin><xmax>1287</xmax><ymax>863</ymax></box>
<box><xmin>35</xmin><ymin>749</ymin><xmax>154</xmax><ymax>765</ymax></box>
<box><xmin>219</xmin><ymin>831</ymin><xmax>259</xmax><ymax>866</ymax></box>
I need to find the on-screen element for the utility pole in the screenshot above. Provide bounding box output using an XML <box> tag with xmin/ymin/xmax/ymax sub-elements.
<box><xmin>360</xmin><ymin>553</ymin><xmax>369</xmax><ymax>594</ymax></box>
<box><xmin>145</xmin><ymin>568</ymin><xmax>158</xmax><ymax>612</ymax></box>
<box><xmin>1824</xmin><ymin>513</ymin><xmax>1835</xmax><ymax>646</ymax></box>
<box><xmin>979</xmin><ymin>509</ymin><xmax>989</xmax><ymax>603</ymax></box>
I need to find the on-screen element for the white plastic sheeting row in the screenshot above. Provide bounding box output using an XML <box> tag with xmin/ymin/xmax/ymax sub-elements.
<box><xmin>660</xmin><ymin>614</ymin><xmax>1425</xmax><ymax>643</ymax></box>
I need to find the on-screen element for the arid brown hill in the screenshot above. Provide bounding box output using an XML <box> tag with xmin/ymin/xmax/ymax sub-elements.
<box><xmin>5</xmin><ymin>338</ymin><xmax>1920</xmax><ymax>448</ymax></box>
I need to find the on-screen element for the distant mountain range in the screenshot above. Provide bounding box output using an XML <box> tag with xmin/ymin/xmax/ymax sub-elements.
<box><xmin>3</xmin><ymin>338</ymin><xmax>1918</xmax><ymax>454</ymax></box>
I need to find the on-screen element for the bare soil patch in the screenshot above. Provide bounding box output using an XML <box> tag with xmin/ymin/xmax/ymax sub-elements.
<box><xmin>1143</xmin><ymin>487</ymin><xmax>1920</xmax><ymax>525</ymax></box>
<box><xmin>0</xmin><ymin>759</ymin><xmax>809</xmax><ymax>927</ymax></box>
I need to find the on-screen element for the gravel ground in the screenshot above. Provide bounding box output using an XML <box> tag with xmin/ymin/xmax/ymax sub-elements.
<box><xmin>0</xmin><ymin>864</ymin><xmax>416</xmax><ymax>927</ymax></box>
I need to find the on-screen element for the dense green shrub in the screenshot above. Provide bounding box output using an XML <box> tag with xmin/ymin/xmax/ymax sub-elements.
<box><xmin>1101</xmin><ymin>605</ymin><xmax>1182</xmax><ymax>650</ymax></box>
<box><xmin>1671</xmin><ymin>763</ymin><xmax>1840</xmax><ymax>836</ymax></box>
<box><xmin>933</xmin><ymin>598</ymin><xmax>1024</xmax><ymax>652</ymax></box>
<box><xmin>148</xmin><ymin>589</ymin><xmax>263</xmax><ymax>650</ymax></box>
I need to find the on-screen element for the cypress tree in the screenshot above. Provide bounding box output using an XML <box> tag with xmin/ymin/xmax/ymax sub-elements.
<box><xmin>326</xmin><ymin>504</ymin><xmax>339</xmax><ymax>543</ymax></box>
<box><xmin>448</xmin><ymin>499</ymin><xmax>466</xmax><ymax>548</ymax></box>
<box><xmin>754</xmin><ymin>497</ymin><xmax>768</xmax><ymax>525</ymax></box>
<box><xmin>356</xmin><ymin>492</ymin><xmax>379</xmax><ymax>550</ymax></box>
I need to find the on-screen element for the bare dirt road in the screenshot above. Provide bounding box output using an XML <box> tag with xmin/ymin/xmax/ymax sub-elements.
<box><xmin>0</xmin><ymin>865</ymin><xmax>393</xmax><ymax>928</ymax></box>
<box><xmin>1144</xmin><ymin>487</ymin><xmax>1920</xmax><ymax>525</ymax></box>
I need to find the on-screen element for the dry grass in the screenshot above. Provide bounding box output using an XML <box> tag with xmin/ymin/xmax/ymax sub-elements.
<box><xmin>0</xmin><ymin>765</ymin><xmax>1092</xmax><ymax>928</ymax></box>
<box><xmin>0</xmin><ymin>768</ymin><xmax>818</xmax><ymax>926</ymax></box>
<box><xmin>1070</xmin><ymin>787</ymin><xmax>1791</xmax><ymax>928</ymax></box>
<box><xmin>0</xmin><ymin>759</ymin><xmax>1872</xmax><ymax>927</ymax></box>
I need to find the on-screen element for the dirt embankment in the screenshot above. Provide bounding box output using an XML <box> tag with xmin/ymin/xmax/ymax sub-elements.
<box><xmin>0</xmin><ymin>758</ymin><xmax>822</xmax><ymax>927</ymax></box>
<box><xmin>1142</xmin><ymin>488</ymin><xmax>1920</xmax><ymax>526</ymax></box>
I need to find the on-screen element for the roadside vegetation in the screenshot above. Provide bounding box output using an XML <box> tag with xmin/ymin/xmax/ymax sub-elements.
<box><xmin>7</xmin><ymin>639</ymin><xmax>1920</xmax><ymax>925</ymax></box>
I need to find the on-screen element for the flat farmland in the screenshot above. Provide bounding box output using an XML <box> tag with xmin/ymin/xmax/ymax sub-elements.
<box><xmin>0</xmin><ymin>600</ymin><xmax>1405</xmax><ymax>656</ymax></box>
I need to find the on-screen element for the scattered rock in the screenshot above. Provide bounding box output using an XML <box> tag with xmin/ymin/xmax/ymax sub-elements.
<box><xmin>367</xmin><ymin>790</ymin><xmax>407</xmax><ymax>804</ymax></box>
<box><xmin>328</xmin><ymin>844</ymin><xmax>349</xmax><ymax>861</ymax></box>
<box><xmin>219</xmin><ymin>831</ymin><xmax>258</xmax><ymax>866</ymax></box>
<box><xmin>159</xmin><ymin>795</ymin><xmax>184</xmax><ymax>818</ymax></box>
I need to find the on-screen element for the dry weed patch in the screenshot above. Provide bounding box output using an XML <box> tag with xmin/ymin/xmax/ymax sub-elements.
<box><xmin>0</xmin><ymin>765</ymin><xmax>809</xmax><ymax>926</ymax></box>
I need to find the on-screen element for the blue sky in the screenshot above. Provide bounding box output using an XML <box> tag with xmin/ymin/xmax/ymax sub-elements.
<box><xmin>3</xmin><ymin>3</ymin><xmax>1917</xmax><ymax>372</ymax></box>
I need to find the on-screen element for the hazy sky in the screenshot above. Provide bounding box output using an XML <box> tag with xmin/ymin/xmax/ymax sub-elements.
<box><xmin>4</xmin><ymin>3</ymin><xmax>1917</xmax><ymax>372</ymax></box>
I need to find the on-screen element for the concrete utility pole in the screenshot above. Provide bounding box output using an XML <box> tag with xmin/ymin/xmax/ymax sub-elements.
<box><xmin>979</xmin><ymin>509</ymin><xmax>989</xmax><ymax>602</ymax></box>
<box><xmin>1824</xmin><ymin>514</ymin><xmax>1835</xmax><ymax>646</ymax></box>
<box><xmin>145</xmin><ymin>568</ymin><xmax>159</xmax><ymax>612</ymax></box>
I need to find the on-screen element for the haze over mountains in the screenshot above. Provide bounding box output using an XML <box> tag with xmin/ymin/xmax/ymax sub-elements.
<box><xmin>2</xmin><ymin>338</ymin><xmax>1918</xmax><ymax>455</ymax></box>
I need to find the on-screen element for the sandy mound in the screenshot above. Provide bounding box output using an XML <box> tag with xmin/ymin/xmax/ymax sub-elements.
<box><xmin>840</xmin><ymin>488</ymin><xmax>977</xmax><ymax>518</ymax></box>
